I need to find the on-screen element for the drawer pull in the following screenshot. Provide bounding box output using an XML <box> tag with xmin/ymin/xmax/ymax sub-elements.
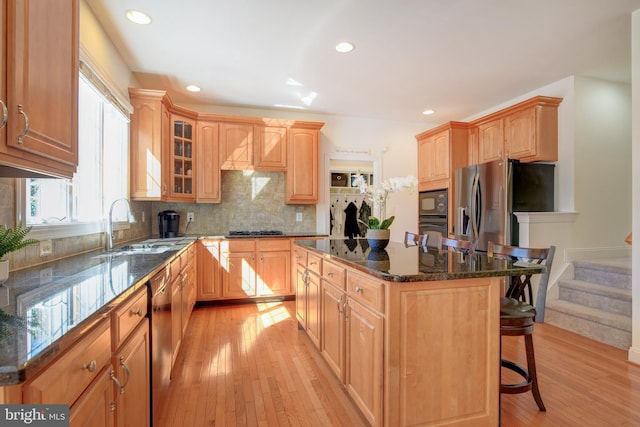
<box><xmin>309</xmin><ymin>261</ymin><xmax>318</xmax><ymax>265</ymax></box>
<box><xmin>130</xmin><ymin>308</ymin><xmax>143</xmax><ymax>317</ymax></box>
<box><xmin>82</xmin><ymin>360</ymin><xmax>97</xmax><ymax>372</ymax></box>
<box><xmin>119</xmin><ymin>356</ymin><xmax>131</xmax><ymax>392</ymax></box>
<box><xmin>0</xmin><ymin>100</ymin><xmax>7</xmax><ymax>129</ymax></box>
<box><xmin>327</xmin><ymin>272</ymin><xmax>334</xmax><ymax>277</ymax></box>
<box><xmin>17</xmin><ymin>104</ymin><xmax>29</xmax><ymax>144</ymax></box>
<box><xmin>355</xmin><ymin>286</ymin><xmax>363</xmax><ymax>293</ymax></box>
<box><xmin>110</xmin><ymin>369</ymin><xmax>124</xmax><ymax>395</ymax></box>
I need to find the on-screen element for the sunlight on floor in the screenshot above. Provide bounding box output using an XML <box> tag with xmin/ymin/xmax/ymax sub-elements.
<box><xmin>257</xmin><ymin>302</ymin><xmax>291</xmax><ymax>328</ymax></box>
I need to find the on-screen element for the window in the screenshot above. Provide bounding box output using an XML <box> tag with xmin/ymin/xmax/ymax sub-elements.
<box><xmin>23</xmin><ymin>73</ymin><xmax>130</xmax><ymax>238</ymax></box>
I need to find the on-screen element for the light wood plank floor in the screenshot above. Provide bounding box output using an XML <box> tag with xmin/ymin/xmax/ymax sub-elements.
<box><xmin>160</xmin><ymin>301</ymin><xmax>640</xmax><ymax>426</ymax></box>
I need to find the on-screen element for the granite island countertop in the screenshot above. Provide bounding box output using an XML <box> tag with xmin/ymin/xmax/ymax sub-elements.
<box><xmin>294</xmin><ymin>238</ymin><xmax>545</xmax><ymax>282</ymax></box>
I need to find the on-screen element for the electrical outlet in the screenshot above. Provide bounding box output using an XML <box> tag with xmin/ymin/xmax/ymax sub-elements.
<box><xmin>296</xmin><ymin>212</ymin><xmax>303</xmax><ymax>222</ymax></box>
<box><xmin>39</xmin><ymin>268</ymin><xmax>53</xmax><ymax>285</ymax></box>
<box><xmin>39</xmin><ymin>240</ymin><xmax>53</xmax><ymax>257</ymax></box>
<box><xmin>187</xmin><ymin>212</ymin><xmax>195</xmax><ymax>222</ymax></box>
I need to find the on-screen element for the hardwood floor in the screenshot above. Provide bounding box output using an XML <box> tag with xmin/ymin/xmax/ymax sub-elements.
<box><xmin>161</xmin><ymin>301</ymin><xmax>640</xmax><ymax>427</ymax></box>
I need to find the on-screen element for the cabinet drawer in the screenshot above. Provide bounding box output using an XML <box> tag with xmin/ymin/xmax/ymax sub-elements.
<box><xmin>180</xmin><ymin>243</ymin><xmax>197</xmax><ymax>267</ymax></box>
<box><xmin>307</xmin><ymin>253</ymin><xmax>322</xmax><ymax>275</ymax></box>
<box><xmin>222</xmin><ymin>239</ymin><xmax>256</xmax><ymax>253</ymax></box>
<box><xmin>347</xmin><ymin>271</ymin><xmax>385</xmax><ymax>313</ymax></box>
<box><xmin>257</xmin><ymin>238</ymin><xmax>291</xmax><ymax>252</ymax></box>
<box><xmin>112</xmin><ymin>287</ymin><xmax>148</xmax><ymax>350</ymax></box>
<box><xmin>322</xmin><ymin>260</ymin><xmax>345</xmax><ymax>290</ymax></box>
<box><xmin>23</xmin><ymin>320</ymin><xmax>111</xmax><ymax>405</ymax></box>
<box><xmin>293</xmin><ymin>247</ymin><xmax>308</xmax><ymax>267</ymax></box>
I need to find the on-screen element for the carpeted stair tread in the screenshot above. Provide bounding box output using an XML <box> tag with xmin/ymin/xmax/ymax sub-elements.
<box><xmin>546</xmin><ymin>299</ymin><xmax>631</xmax><ymax>331</ymax></box>
<box><xmin>573</xmin><ymin>259</ymin><xmax>631</xmax><ymax>275</ymax></box>
<box><xmin>558</xmin><ymin>279</ymin><xmax>631</xmax><ymax>300</ymax></box>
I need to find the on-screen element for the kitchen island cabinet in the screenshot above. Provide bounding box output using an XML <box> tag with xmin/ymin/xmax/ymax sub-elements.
<box><xmin>0</xmin><ymin>0</ymin><xmax>78</xmax><ymax>178</ymax></box>
<box><xmin>294</xmin><ymin>239</ymin><xmax>545</xmax><ymax>427</ymax></box>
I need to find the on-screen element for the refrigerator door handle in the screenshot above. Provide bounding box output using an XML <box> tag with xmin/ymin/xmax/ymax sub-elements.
<box><xmin>471</xmin><ymin>173</ymin><xmax>480</xmax><ymax>241</ymax></box>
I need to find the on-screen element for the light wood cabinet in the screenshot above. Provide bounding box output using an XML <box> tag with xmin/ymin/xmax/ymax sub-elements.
<box><xmin>415</xmin><ymin>121</ymin><xmax>469</xmax><ymax>193</ymax></box>
<box><xmin>254</xmin><ymin>125</ymin><xmax>287</xmax><ymax>170</ymax></box>
<box><xmin>129</xmin><ymin>89</ymin><xmax>170</xmax><ymax>200</ymax></box>
<box><xmin>197</xmin><ymin>239</ymin><xmax>221</xmax><ymax>300</ymax></box>
<box><xmin>196</xmin><ymin>120</ymin><xmax>221</xmax><ymax>203</ymax></box>
<box><xmin>473</xmin><ymin>96</ymin><xmax>562</xmax><ymax>164</ymax></box>
<box><xmin>220</xmin><ymin>239</ymin><xmax>257</xmax><ymax>298</ymax></box>
<box><xmin>219</xmin><ymin>123</ymin><xmax>253</xmax><ymax>170</ymax></box>
<box><xmin>180</xmin><ymin>245</ymin><xmax>197</xmax><ymax>335</ymax></box>
<box><xmin>320</xmin><ymin>260</ymin><xmax>346</xmax><ymax>382</ymax></box>
<box><xmin>170</xmin><ymin>259</ymin><xmax>182</xmax><ymax>370</ymax></box>
<box><xmin>166</xmin><ymin>113</ymin><xmax>196</xmax><ymax>201</ymax></box>
<box><xmin>68</xmin><ymin>367</ymin><xmax>115</xmax><ymax>427</ymax></box>
<box><xmin>112</xmin><ymin>319</ymin><xmax>150</xmax><ymax>427</ymax></box>
<box><xmin>256</xmin><ymin>238</ymin><xmax>291</xmax><ymax>296</ymax></box>
<box><xmin>345</xmin><ymin>295</ymin><xmax>384</xmax><ymax>427</ymax></box>
<box><xmin>294</xmin><ymin>248</ymin><xmax>321</xmax><ymax>349</ymax></box>
<box><xmin>0</xmin><ymin>0</ymin><xmax>78</xmax><ymax>178</ymax></box>
<box><xmin>286</xmin><ymin>125</ymin><xmax>321</xmax><ymax>204</ymax></box>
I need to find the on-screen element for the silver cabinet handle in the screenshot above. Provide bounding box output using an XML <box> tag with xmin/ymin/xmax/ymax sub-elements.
<box><xmin>327</xmin><ymin>272</ymin><xmax>334</xmax><ymax>277</ymax></box>
<box><xmin>119</xmin><ymin>356</ymin><xmax>130</xmax><ymax>392</ymax></box>
<box><xmin>82</xmin><ymin>360</ymin><xmax>97</xmax><ymax>372</ymax></box>
<box><xmin>336</xmin><ymin>294</ymin><xmax>343</xmax><ymax>312</ymax></box>
<box><xmin>0</xmin><ymin>100</ymin><xmax>7</xmax><ymax>129</ymax></box>
<box><xmin>110</xmin><ymin>369</ymin><xmax>124</xmax><ymax>395</ymax></box>
<box><xmin>355</xmin><ymin>286</ymin><xmax>362</xmax><ymax>293</ymax></box>
<box><xmin>17</xmin><ymin>104</ymin><xmax>29</xmax><ymax>144</ymax></box>
<box><xmin>130</xmin><ymin>308</ymin><xmax>143</xmax><ymax>317</ymax></box>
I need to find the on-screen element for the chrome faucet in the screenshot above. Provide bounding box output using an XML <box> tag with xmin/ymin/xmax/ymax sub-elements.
<box><xmin>107</xmin><ymin>198</ymin><xmax>136</xmax><ymax>250</ymax></box>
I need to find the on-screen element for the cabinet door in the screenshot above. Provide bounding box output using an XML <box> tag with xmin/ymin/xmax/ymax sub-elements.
<box><xmin>505</xmin><ymin>107</ymin><xmax>537</xmax><ymax>159</ymax></box>
<box><xmin>220</xmin><ymin>123</ymin><xmax>252</xmax><ymax>169</ymax></box>
<box><xmin>68</xmin><ymin>367</ymin><xmax>115</xmax><ymax>427</ymax></box>
<box><xmin>166</xmin><ymin>114</ymin><xmax>196</xmax><ymax>201</ymax></box>
<box><xmin>417</xmin><ymin>136</ymin><xmax>434</xmax><ymax>184</ymax></box>
<box><xmin>197</xmin><ymin>240</ymin><xmax>221</xmax><ymax>300</ymax></box>
<box><xmin>254</xmin><ymin>125</ymin><xmax>287</xmax><ymax>170</ymax></box>
<box><xmin>477</xmin><ymin>118</ymin><xmax>504</xmax><ymax>164</ymax></box>
<box><xmin>345</xmin><ymin>297</ymin><xmax>383</xmax><ymax>427</ymax></box>
<box><xmin>433</xmin><ymin>131</ymin><xmax>450</xmax><ymax>181</ymax></box>
<box><xmin>113</xmin><ymin>320</ymin><xmax>150</xmax><ymax>427</ymax></box>
<box><xmin>171</xmin><ymin>277</ymin><xmax>182</xmax><ymax>371</ymax></box>
<box><xmin>306</xmin><ymin>272</ymin><xmax>321</xmax><ymax>349</ymax></box>
<box><xmin>257</xmin><ymin>250</ymin><xmax>291</xmax><ymax>296</ymax></box>
<box><xmin>220</xmin><ymin>250</ymin><xmax>256</xmax><ymax>297</ymax></box>
<box><xmin>320</xmin><ymin>281</ymin><xmax>345</xmax><ymax>382</ymax></box>
<box><xmin>129</xmin><ymin>90</ymin><xmax>167</xmax><ymax>200</ymax></box>
<box><xmin>295</xmin><ymin>265</ymin><xmax>307</xmax><ymax>326</ymax></box>
<box><xmin>196</xmin><ymin>120</ymin><xmax>221</xmax><ymax>202</ymax></box>
<box><xmin>3</xmin><ymin>0</ymin><xmax>78</xmax><ymax>177</ymax></box>
<box><xmin>286</xmin><ymin>127</ymin><xmax>318</xmax><ymax>204</ymax></box>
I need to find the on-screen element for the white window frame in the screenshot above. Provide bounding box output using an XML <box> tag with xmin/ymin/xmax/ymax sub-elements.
<box><xmin>18</xmin><ymin>55</ymin><xmax>133</xmax><ymax>241</ymax></box>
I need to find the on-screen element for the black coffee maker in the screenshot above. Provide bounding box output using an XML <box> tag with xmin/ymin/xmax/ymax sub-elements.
<box><xmin>158</xmin><ymin>210</ymin><xmax>180</xmax><ymax>238</ymax></box>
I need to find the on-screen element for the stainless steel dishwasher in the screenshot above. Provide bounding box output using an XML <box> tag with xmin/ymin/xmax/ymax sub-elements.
<box><xmin>150</xmin><ymin>267</ymin><xmax>172</xmax><ymax>426</ymax></box>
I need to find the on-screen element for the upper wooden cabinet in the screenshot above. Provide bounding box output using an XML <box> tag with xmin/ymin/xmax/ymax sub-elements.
<box><xmin>287</xmin><ymin>124</ymin><xmax>322</xmax><ymax>204</ymax></box>
<box><xmin>129</xmin><ymin>89</ymin><xmax>169</xmax><ymax>200</ymax></box>
<box><xmin>166</xmin><ymin>112</ymin><xmax>196</xmax><ymax>202</ymax></box>
<box><xmin>415</xmin><ymin>121</ymin><xmax>470</xmax><ymax>192</ymax></box>
<box><xmin>219</xmin><ymin>123</ymin><xmax>287</xmax><ymax>171</ymax></box>
<box><xmin>196</xmin><ymin>119</ymin><xmax>221</xmax><ymax>203</ymax></box>
<box><xmin>0</xmin><ymin>0</ymin><xmax>79</xmax><ymax>178</ymax></box>
<box><xmin>472</xmin><ymin>96</ymin><xmax>562</xmax><ymax>164</ymax></box>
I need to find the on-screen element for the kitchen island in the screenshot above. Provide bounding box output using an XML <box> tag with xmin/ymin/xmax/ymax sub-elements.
<box><xmin>293</xmin><ymin>238</ymin><xmax>544</xmax><ymax>427</ymax></box>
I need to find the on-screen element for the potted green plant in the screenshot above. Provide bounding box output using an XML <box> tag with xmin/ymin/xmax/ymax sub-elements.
<box><xmin>0</xmin><ymin>225</ymin><xmax>38</xmax><ymax>283</ymax></box>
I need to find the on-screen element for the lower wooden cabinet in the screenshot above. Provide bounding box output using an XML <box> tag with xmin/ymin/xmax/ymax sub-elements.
<box><xmin>112</xmin><ymin>319</ymin><xmax>150</xmax><ymax>427</ymax></box>
<box><xmin>320</xmin><ymin>280</ymin><xmax>345</xmax><ymax>382</ymax></box>
<box><xmin>197</xmin><ymin>240</ymin><xmax>221</xmax><ymax>300</ymax></box>
<box><xmin>68</xmin><ymin>367</ymin><xmax>115</xmax><ymax>427</ymax></box>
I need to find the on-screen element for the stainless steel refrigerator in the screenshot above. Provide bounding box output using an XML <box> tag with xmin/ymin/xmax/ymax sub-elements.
<box><xmin>454</xmin><ymin>159</ymin><xmax>554</xmax><ymax>251</ymax></box>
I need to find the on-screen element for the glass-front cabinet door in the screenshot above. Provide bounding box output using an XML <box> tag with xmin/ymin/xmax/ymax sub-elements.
<box><xmin>168</xmin><ymin>114</ymin><xmax>196</xmax><ymax>201</ymax></box>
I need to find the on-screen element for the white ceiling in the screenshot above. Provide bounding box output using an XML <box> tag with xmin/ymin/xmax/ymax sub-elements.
<box><xmin>86</xmin><ymin>0</ymin><xmax>640</xmax><ymax>124</ymax></box>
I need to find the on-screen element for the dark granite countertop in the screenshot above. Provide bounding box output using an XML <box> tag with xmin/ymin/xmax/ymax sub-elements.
<box><xmin>294</xmin><ymin>238</ymin><xmax>545</xmax><ymax>282</ymax></box>
<box><xmin>0</xmin><ymin>238</ymin><xmax>195</xmax><ymax>386</ymax></box>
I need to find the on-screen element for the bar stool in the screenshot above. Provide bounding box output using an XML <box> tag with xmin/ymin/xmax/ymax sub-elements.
<box><xmin>487</xmin><ymin>241</ymin><xmax>555</xmax><ymax>412</ymax></box>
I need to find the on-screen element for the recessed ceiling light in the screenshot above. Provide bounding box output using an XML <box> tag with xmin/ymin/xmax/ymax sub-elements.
<box><xmin>335</xmin><ymin>41</ymin><xmax>355</xmax><ymax>53</ymax></box>
<box><xmin>422</xmin><ymin>109</ymin><xmax>436</xmax><ymax>115</ymax></box>
<box><xmin>126</xmin><ymin>9</ymin><xmax>152</xmax><ymax>25</ymax></box>
<box><xmin>186</xmin><ymin>85</ymin><xmax>201</xmax><ymax>93</ymax></box>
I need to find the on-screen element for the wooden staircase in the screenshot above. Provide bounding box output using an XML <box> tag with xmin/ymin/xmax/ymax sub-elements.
<box><xmin>545</xmin><ymin>258</ymin><xmax>632</xmax><ymax>349</ymax></box>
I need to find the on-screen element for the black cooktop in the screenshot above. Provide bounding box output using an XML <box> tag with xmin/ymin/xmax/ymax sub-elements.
<box><xmin>228</xmin><ymin>230</ymin><xmax>284</xmax><ymax>236</ymax></box>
